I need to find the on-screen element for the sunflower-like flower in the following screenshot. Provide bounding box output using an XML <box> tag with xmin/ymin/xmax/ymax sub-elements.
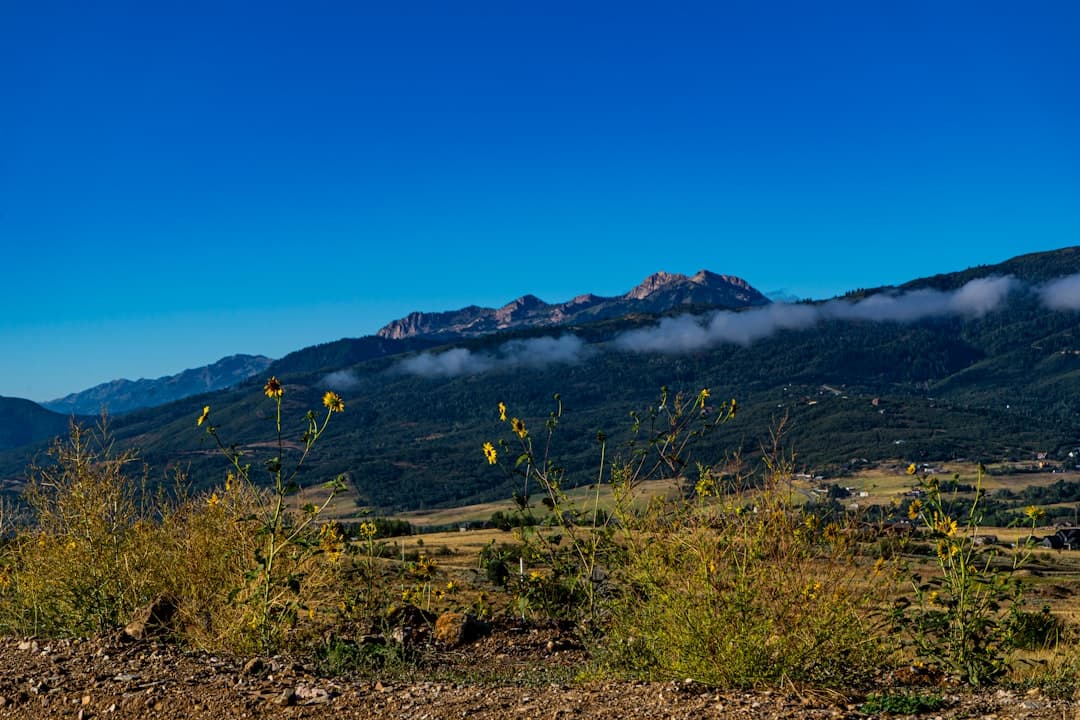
<box><xmin>511</xmin><ymin>417</ymin><xmax>528</xmax><ymax>439</ymax></box>
<box><xmin>1024</xmin><ymin>505</ymin><xmax>1046</xmax><ymax>523</ymax></box>
<box><xmin>264</xmin><ymin>376</ymin><xmax>284</xmax><ymax>399</ymax></box>
<box><xmin>483</xmin><ymin>441</ymin><xmax>497</xmax><ymax>465</ymax></box>
<box><xmin>907</xmin><ymin>498</ymin><xmax>923</xmax><ymax>520</ymax></box>
<box><xmin>906</xmin><ymin>463</ymin><xmax>917</xmax><ymax>476</ymax></box>
<box><xmin>196</xmin><ymin>405</ymin><xmax>210</xmax><ymax>427</ymax></box>
<box><xmin>322</xmin><ymin>391</ymin><xmax>345</xmax><ymax>413</ymax></box>
<box><xmin>935</xmin><ymin>515</ymin><xmax>959</xmax><ymax>538</ymax></box>
<box><xmin>498</xmin><ymin>401</ymin><xmax>507</xmax><ymax>422</ymax></box>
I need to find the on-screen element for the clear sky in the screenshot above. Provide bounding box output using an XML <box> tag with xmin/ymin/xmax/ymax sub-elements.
<box><xmin>2</xmin><ymin>1</ymin><xmax>1078</xmax><ymax>401</ymax></box>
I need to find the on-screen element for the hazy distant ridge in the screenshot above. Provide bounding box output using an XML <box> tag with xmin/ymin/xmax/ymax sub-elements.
<box><xmin>42</xmin><ymin>354</ymin><xmax>273</xmax><ymax>417</ymax></box>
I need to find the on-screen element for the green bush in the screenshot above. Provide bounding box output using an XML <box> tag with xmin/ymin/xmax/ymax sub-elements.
<box><xmin>0</xmin><ymin>422</ymin><xmax>171</xmax><ymax>637</ymax></box>
<box><xmin>596</xmin><ymin>463</ymin><xmax>890</xmax><ymax>687</ymax></box>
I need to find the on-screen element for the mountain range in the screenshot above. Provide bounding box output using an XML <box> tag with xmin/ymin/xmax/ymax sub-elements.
<box><xmin>1</xmin><ymin>248</ymin><xmax>1078</xmax><ymax>512</ymax></box>
<box><xmin>19</xmin><ymin>269</ymin><xmax>770</xmax><ymax>425</ymax></box>
<box><xmin>42</xmin><ymin>354</ymin><xmax>273</xmax><ymax>417</ymax></box>
<box><xmin>376</xmin><ymin>270</ymin><xmax>769</xmax><ymax>340</ymax></box>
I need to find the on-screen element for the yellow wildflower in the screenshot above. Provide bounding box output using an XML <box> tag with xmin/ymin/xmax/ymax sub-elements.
<box><xmin>695</xmin><ymin>476</ymin><xmax>714</xmax><ymax>497</ymax></box>
<box><xmin>208</xmin><ymin>492</ymin><xmax>220</xmax><ymax>507</ymax></box>
<box><xmin>483</xmin><ymin>442</ymin><xmax>497</xmax><ymax>465</ymax></box>
<box><xmin>928</xmin><ymin>590</ymin><xmax>939</xmax><ymax>605</ymax></box>
<box><xmin>1024</xmin><ymin>505</ymin><xmax>1046</xmax><ymax>523</ymax></box>
<box><xmin>907</xmin><ymin>499</ymin><xmax>923</xmax><ymax>520</ymax></box>
<box><xmin>358</xmin><ymin>521</ymin><xmax>378</xmax><ymax>539</ymax></box>
<box><xmin>511</xmin><ymin>417</ymin><xmax>528</xmax><ymax>439</ymax></box>
<box><xmin>446</xmin><ymin>581</ymin><xmax>457</xmax><ymax>592</ymax></box>
<box><xmin>823</xmin><ymin>522</ymin><xmax>841</xmax><ymax>542</ymax></box>
<box><xmin>225</xmin><ymin>471</ymin><xmax>234</xmax><ymax>492</ymax></box>
<box><xmin>196</xmin><ymin>405</ymin><xmax>210</xmax><ymax>426</ymax></box>
<box><xmin>263</xmin><ymin>376</ymin><xmax>284</xmax><ymax>398</ymax></box>
<box><xmin>498</xmin><ymin>401</ymin><xmax>507</xmax><ymax>421</ymax></box>
<box><xmin>906</xmin><ymin>463</ymin><xmax>917</xmax><ymax>476</ymax></box>
<box><xmin>322</xmin><ymin>391</ymin><xmax>345</xmax><ymax>413</ymax></box>
<box><xmin>700</xmin><ymin>388</ymin><xmax>710</xmax><ymax>400</ymax></box>
<box><xmin>729</xmin><ymin>398</ymin><xmax>737</xmax><ymax>418</ymax></box>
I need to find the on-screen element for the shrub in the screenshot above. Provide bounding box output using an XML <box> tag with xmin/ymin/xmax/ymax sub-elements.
<box><xmin>891</xmin><ymin>465</ymin><xmax>1041</xmax><ymax>684</ymax></box>
<box><xmin>596</xmin><ymin>444</ymin><xmax>891</xmax><ymax>687</ymax></box>
<box><xmin>191</xmin><ymin>378</ymin><xmax>350</xmax><ymax>652</ymax></box>
<box><xmin>0</xmin><ymin>421</ymin><xmax>171</xmax><ymax>636</ymax></box>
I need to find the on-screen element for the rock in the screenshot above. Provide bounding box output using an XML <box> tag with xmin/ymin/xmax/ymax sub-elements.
<box><xmin>296</xmin><ymin>685</ymin><xmax>332</xmax><ymax>704</ymax></box>
<box><xmin>243</xmin><ymin>658</ymin><xmax>266</xmax><ymax>675</ymax></box>
<box><xmin>434</xmin><ymin>612</ymin><xmax>485</xmax><ymax>647</ymax></box>
<box><xmin>123</xmin><ymin>596</ymin><xmax>178</xmax><ymax>641</ymax></box>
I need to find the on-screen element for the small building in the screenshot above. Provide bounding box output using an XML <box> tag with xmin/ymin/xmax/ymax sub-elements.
<box><xmin>1040</xmin><ymin>528</ymin><xmax>1080</xmax><ymax>550</ymax></box>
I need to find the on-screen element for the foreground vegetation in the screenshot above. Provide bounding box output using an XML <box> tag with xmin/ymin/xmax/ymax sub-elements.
<box><xmin>0</xmin><ymin>379</ymin><xmax>1077</xmax><ymax>699</ymax></box>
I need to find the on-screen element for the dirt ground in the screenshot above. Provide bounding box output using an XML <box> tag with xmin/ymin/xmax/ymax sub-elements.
<box><xmin>0</xmin><ymin>627</ymin><xmax>1077</xmax><ymax>720</ymax></box>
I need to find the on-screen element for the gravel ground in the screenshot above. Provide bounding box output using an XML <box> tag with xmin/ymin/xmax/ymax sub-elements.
<box><xmin>0</xmin><ymin>632</ymin><xmax>1076</xmax><ymax>720</ymax></box>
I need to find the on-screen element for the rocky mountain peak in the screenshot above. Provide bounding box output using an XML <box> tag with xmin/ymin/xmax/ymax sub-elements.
<box><xmin>495</xmin><ymin>295</ymin><xmax>550</xmax><ymax>325</ymax></box>
<box><xmin>690</xmin><ymin>269</ymin><xmax>754</xmax><ymax>290</ymax></box>
<box><xmin>376</xmin><ymin>269</ymin><xmax>770</xmax><ymax>340</ymax></box>
<box><xmin>625</xmin><ymin>271</ymin><xmax>685</xmax><ymax>300</ymax></box>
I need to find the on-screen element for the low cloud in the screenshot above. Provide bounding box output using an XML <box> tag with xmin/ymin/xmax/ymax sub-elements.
<box><xmin>390</xmin><ymin>272</ymin><xmax>1076</xmax><ymax>374</ymax></box>
<box><xmin>1039</xmin><ymin>272</ymin><xmax>1080</xmax><ymax>311</ymax></box>
<box><xmin>397</xmin><ymin>335</ymin><xmax>591</xmax><ymax>378</ymax></box>
<box><xmin>615</xmin><ymin>303</ymin><xmax>819</xmax><ymax>354</ymax></box>
<box><xmin>322</xmin><ymin>369</ymin><xmax>362</xmax><ymax>390</ymax></box>
<box><xmin>616</xmin><ymin>276</ymin><xmax>1019</xmax><ymax>354</ymax></box>
<box><xmin>824</xmin><ymin>276</ymin><xmax>1018</xmax><ymax>323</ymax></box>
<box><xmin>398</xmin><ymin>348</ymin><xmax>496</xmax><ymax>377</ymax></box>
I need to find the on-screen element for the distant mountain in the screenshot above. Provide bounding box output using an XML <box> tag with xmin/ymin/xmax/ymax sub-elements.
<box><xmin>266</xmin><ymin>336</ymin><xmax>443</xmax><ymax>377</ymax></box>
<box><xmin>0</xmin><ymin>397</ymin><xmax>73</xmax><ymax>456</ymax></box>
<box><xmin>377</xmin><ymin>270</ymin><xmax>770</xmax><ymax>340</ymax></box>
<box><xmin>42</xmin><ymin>354</ymin><xmax>273</xmax><ymax>417</ymax></box>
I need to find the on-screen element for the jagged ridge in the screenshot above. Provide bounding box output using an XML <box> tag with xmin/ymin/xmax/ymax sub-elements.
<box><xmin>377</xmin><ymin>270</ymin><xmax>770</xmax><ymax>340</ymax></box>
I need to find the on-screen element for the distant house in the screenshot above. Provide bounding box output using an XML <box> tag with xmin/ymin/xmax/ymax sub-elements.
<box><xmin>1041</xmin><ymin>528</ymin><xmax>1080</xmax><ymax>550</ymax></box>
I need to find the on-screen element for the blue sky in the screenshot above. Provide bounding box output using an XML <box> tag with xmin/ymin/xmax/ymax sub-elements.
<box><xmin>2</xmin><ymin>1</ymin><xmax>1078</xmax><ymax>401</ymax></box>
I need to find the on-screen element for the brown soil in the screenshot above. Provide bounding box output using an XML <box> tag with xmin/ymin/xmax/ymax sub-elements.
<box><xmin>0</xmin><ymin>627</ymin><xmax>1076</xmax><ymax>720</ymax></box>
